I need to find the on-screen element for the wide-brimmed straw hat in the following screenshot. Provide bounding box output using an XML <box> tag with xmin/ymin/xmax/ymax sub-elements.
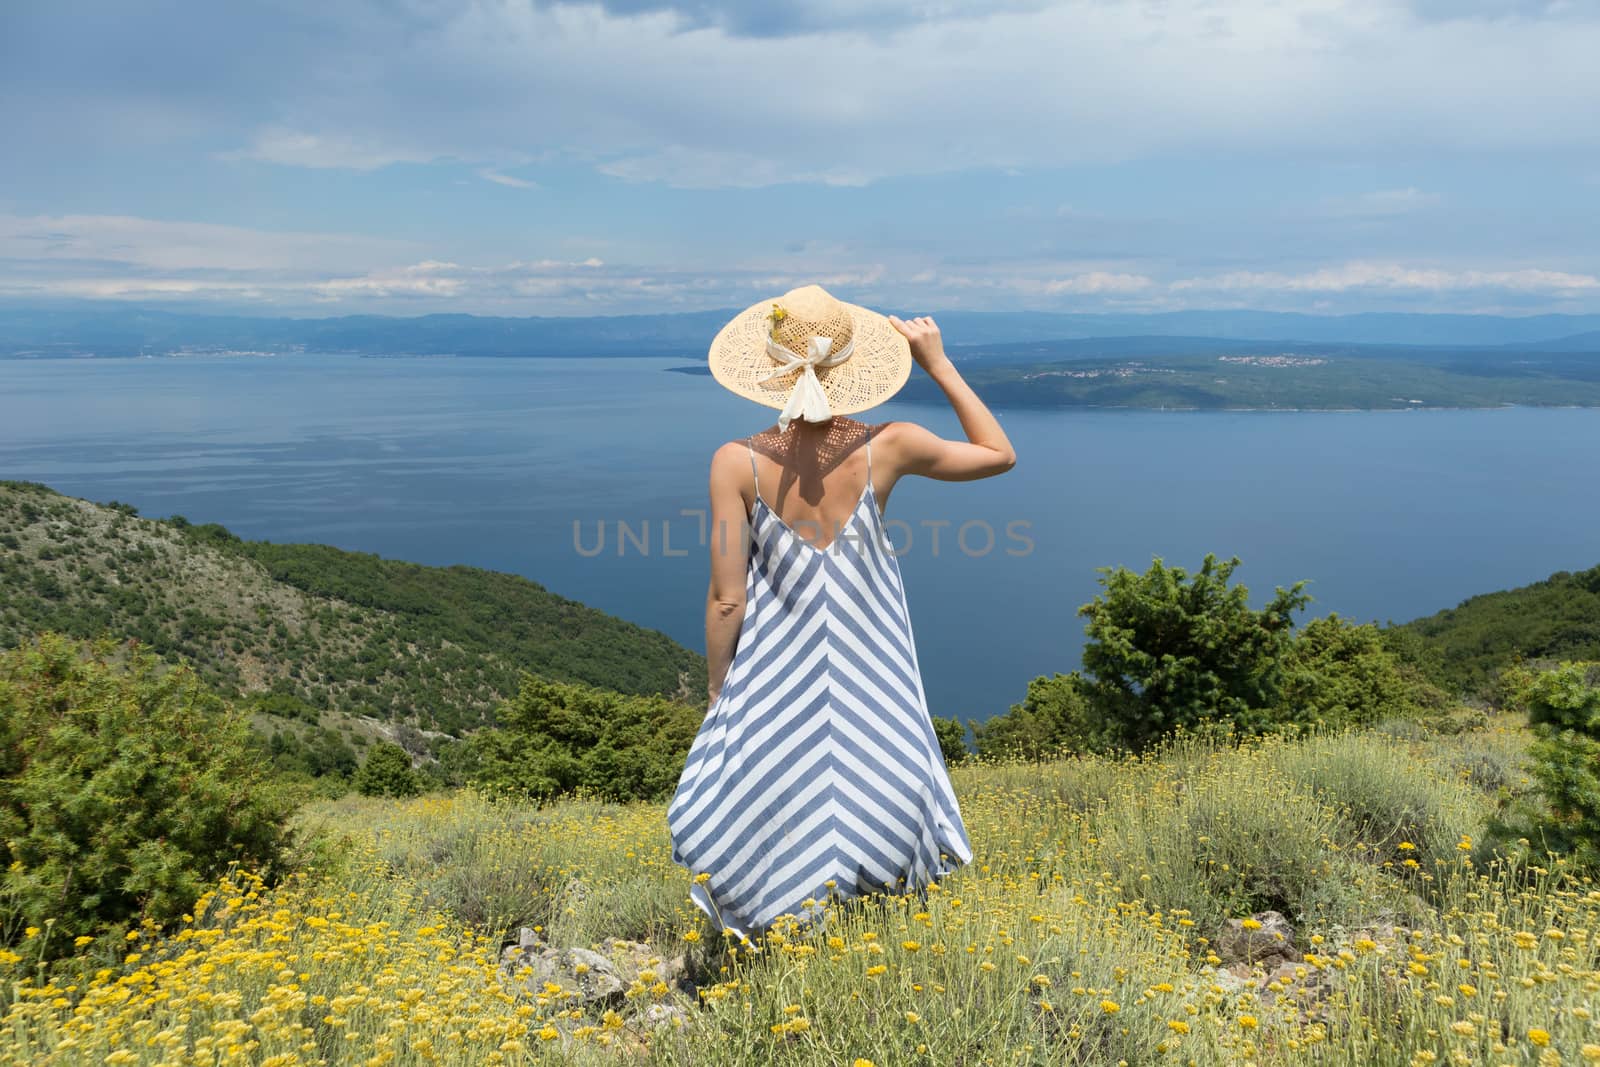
<box><xmin>708</xmin><ymin>284</ymin><xmax>912</xmax><ymax>431</ymax></box>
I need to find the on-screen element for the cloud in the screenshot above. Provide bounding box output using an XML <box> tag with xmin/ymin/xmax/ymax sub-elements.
<box><xmin>4</xmin><ymin>215</ymin><xmax>1599</xmax><ymax>317</ymax></box>
<box><xmin>1319</xmin><ymin>187</ymin><xmax>1443</xmax><ymax>218</ymax></box>
<box><xmin>10</xmin><ymin>1</ymin><xmax>1599</xmax><ymax>189</ymax></box>
<box><xmin>0</xmin><ymin>212</ymin><xmax>417</xmax><ymax>272</ymax></box>
<box><xmin>529</xmin><ymin>0</ymin><xmax>1049</xmax><ymax>37</ymax></box>
<box><xmin>311</xmin><ymin>262</ymin><xmax>468</xmax><ymax>300</ymax></box>
<box><xmin>1405</xmin><ymin>0</ymin><xmax>1575</xmax><ymax>22</ymax></box>
<box><xmin>597</xmin><ymin>148</ymin><xmax>872</xmax><ymax>189</ymax></box>
<box><xmin>218</xmin><ymin>126</ymin><xmax>439</xmax><ymax>171</ymax></box>
<box><xmin>1173</xmin><ymin>261</ymin><xmax>1600</xmax><ymax>294</ymax></box>
<box><xmin>476</xmin><ymin>169</ymin><xmax>539</xmax><ymax>189</ymax></box>
<box><xmin>1036</xmin><ymin>272</ymin><xmax>1155</xmax><ymax>296</ymax></box>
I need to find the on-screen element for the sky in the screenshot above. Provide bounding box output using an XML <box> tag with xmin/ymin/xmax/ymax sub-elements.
<box><xmin>2</xmin><ymin>0</ymin><xmax>1598</xmax><ymax>318</ymax></box>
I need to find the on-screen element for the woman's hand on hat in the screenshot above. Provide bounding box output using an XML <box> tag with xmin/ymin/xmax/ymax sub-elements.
<box><xmin>888</xmin><ymin>314</ymin><xmax>950</xmax><ymax>374</ymax></box>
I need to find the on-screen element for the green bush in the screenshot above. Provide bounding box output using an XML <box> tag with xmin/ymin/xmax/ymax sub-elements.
<box><xmin>931</xmin><ymin>714</ymin><xmax>971</xmax><ymax>766</ymax></box>
<box><xmin>463</xmin><ymin>673</ymin><xmax>701</xmax><ymax>801</ymax></box>
<box><xmin>354</xmin><ymin>741</ymin><xmax>422</xmax><ymax>798</ymax></box>
<box><xmin>1491</xmin><ymin>661</ymin><xmax>1600</xmax><ymax>872</ymax></box>
<box><xmin>1078</xmin><ymin>554</ymin><xmax>1310</xmax><ymax>753</ymax></box>
<box><xmin>1277</xmin><ymin>613</ymin><xmax>1435</xmax><ymax>729</ymax></box>
<box><xmin>973</xmin><ymin>671</ymin><xmax>1106</xmax><ymax>759</ymax></box>
<box><xmin>0</xmin><ymin>632</ymin><xmax>295</xmax><ymax>955</ymax></box>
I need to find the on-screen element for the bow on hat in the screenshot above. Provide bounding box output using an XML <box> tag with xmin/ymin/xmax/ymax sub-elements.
<box><xmin>756</xmin><ymin>334</ymin><xmax>854</xmax><ymax>432</ymax></box>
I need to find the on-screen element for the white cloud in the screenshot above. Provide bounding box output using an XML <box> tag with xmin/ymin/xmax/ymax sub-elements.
<box><xmin>1174</xmin><ymin>261</ymin><xmax>1600</xmax><ymax>293</ymax></box>
<box><xmin>1320</xmin><ymin>187</ymin><xmax>1443</xmax><ymax>217</ymax></box>
<box><xmin>32</xmin><ymin>0</ymin><xmax>1584</xmax><ymax>187</ymax></box>
<box><xmin>596</xmin><ymin>148</ymin><xmax>872</xmax><ymax>189</ymax></box>
<box><xmin>1035</xmin><ymin>272</ymin><xmax>1155</xmax><ymax>296</ymax></box>
<box><xmin>312</xmin><ymin>265</ymin><xmax>466</xmax><ymax>300</ymax></box>
<box><xmin>477</xmin><ymin>169</ymin><xmax>539</xmax><ymax>189</ymax></box>
<box><xmin>216</xmin><ymin>126</ymin><xmax>439</xmax><ymax>171</ymax></box>
<box><xmin>3</xmin><ymin>212</ymin><xmax>1598</xmax><ymax>315</ymax></box>
<box><xmin>0</xmin><ymin>213</ymin><xmax>418</xmax><ymax>272</ymax></box>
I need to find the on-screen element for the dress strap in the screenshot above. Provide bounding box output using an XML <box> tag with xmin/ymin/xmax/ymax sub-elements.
<box><xmin>864</xmin><ymin>425</ymin><xmax>873</xmax><ymax>488</ymax></box>
<box><xmin>746</xmin><ymin>437</ymin><xmax>763</xmax><ymax>504</ymax></box>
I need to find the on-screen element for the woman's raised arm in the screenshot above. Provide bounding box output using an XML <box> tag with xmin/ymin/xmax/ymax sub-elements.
<box><xmin>883</xmin><ymin>314</ymin><xmax>1016</xmax><ymax>481</ymax></box>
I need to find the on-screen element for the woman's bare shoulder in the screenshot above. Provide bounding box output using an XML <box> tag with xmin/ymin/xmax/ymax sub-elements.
<box><xmin>869</xmin><ymin>419</ymin><xmax>934</xmax><ymax>446</ymax></box>
<box><xmin>709</xmin><ymin>438</ymin><xmax>751</xmax><ymax>476</ymax></box>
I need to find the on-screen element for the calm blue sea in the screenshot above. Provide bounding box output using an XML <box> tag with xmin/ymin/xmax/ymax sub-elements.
<box><xmin>3</xmin><ymin>353</ymin><xmax>1598</xmax><ymax>723</ymax></box>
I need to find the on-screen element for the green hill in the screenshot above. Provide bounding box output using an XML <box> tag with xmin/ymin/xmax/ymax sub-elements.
<box><xmin>0</xmin><ymin>481</ymin><xmax>706</xmax><ymax>735</ymax></box>
<box><xmin>1391</xmin><ymin>563</ymin><xmax>1600</xmax><ymax>694</ymax></box>
<box><xmin>897</xmin><ymin>347</ymin><xmax>1600</xmax><ymax>410</ymax></box>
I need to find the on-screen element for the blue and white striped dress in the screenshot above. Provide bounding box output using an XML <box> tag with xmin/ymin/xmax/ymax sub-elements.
<box><xmin>667</xmin><ymin>426</ymin><xmax>974</xmax><ymax>939</ymax></box>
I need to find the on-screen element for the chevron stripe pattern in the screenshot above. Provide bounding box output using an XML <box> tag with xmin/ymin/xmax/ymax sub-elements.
<box><xmin>667</xmin><ymin>431</ymin><xmax>974</xmax><ymax>940</ymax></box>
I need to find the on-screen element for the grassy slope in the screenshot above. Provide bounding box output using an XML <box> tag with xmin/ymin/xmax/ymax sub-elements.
<box><xmin>0</xmin><ymin>481</ymin><xmax>706</xmax><ymax>733</ymax></box>
<box><xmin>15</xmin><ymin>719</ymin><xmax>1594</xmax><ymax>1066</ymax></box>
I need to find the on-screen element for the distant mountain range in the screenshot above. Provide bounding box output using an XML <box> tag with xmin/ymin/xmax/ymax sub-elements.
<box><xmin>5</xmin><ymin>305</ymin><xmax>1600</xmax><ymax>358</ymax></box>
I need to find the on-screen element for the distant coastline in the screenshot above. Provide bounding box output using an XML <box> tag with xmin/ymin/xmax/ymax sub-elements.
<box><xmin>885</xmin><ymin>350</ymin><xmax>1600</xmax><ymax>413</ymax></box>
<box><xmin>660</xmin><ymin>357</ymin><xmax>1600</xmax><ymax>412</ymax></box>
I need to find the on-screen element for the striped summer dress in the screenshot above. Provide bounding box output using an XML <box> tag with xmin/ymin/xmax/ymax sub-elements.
<box><xmin>667</xmin><ymin>426</ymin><xmax>974</xmax><ymax>940</ymax></box>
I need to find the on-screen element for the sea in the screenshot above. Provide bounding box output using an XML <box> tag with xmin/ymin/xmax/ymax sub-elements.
<box><xmin>3</xmin><ymin>352</ymin><xmax>1598</xmax><ymax>724</ymax></box>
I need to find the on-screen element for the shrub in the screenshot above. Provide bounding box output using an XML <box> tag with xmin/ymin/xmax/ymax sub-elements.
<box><xmin>354</xmin><ymin>741</ymin><xmax>422</xmax><ymax>798</ymax></box>
<box><xmin>1078</xmin><ymin>554</ymin><xmax>1310</xmax><ymax>753</ymax></box>
<box><xmin>931</xmin><ymin>714</ymin><xmax>971</xmax><ymax>766</ymax></box>
<box><xmin>0</xmin><ymin>632</ymin><xmax>294</xmax><ymax>955</ymax></box>
<box><xmin>973</xmin><ymin>671</ymin><xmax>1107</xmax><ymax>759</ymax></box>
<box><xmin>1493</xmin><ymin>661</ymin><xmax>1600</xmax><ymax>872</ymax></box>
<box><xmin>1277</xmin><ymin>613</ymin><xmax>1433</xmax><ymax>729</ymax></box>
<box><xmin>463</xmin><ymin>673</ymin><xmax>701</xmax><ymax>802</ymax></box>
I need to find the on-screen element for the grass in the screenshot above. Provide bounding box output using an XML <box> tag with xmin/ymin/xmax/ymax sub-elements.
<box><xmin>3</xmin><ymin>713</ymin><xmax>1598</xmax><ymax>1065</ymax></box>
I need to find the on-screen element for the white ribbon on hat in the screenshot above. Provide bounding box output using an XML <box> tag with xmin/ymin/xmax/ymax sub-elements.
<box><xmin>756</xmin><ymin>334</ymin><xmax>854</xmax><ymax>432</ymax></box>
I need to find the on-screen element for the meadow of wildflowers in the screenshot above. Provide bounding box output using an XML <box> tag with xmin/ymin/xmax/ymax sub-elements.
<box><xmin>4</xmin><ymin>715</ymin><xmax>1597</xmax><ymax>1066</ymax></box>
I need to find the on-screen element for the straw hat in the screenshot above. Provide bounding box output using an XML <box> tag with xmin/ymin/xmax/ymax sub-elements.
<box><xmin>708</xmin><ymin>284</ymin><xmax>912</xmax><ymax>431</ymax></box>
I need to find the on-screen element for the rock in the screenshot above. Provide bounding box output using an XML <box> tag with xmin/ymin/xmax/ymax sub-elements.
<box><xmin>643</xmin><ymin>1003</ymin><xmax>690</xmax><ymax>1030</ymax></box>
<box><xmin>600</xmin><ymin>936</ymin><xmax>689</xmax><ymax>990</ymax></box>
<box><xmin>498</xmin><ymin>943</ymin><xmax>627</xmax><ymax>1005</ymax></box>
<box><xmin>1216</xmin><ymin>910</ymin><xmax>1301</xmax><ymax>969</ymax></box>
<box><xmin>1205</xmin><ymin>964</ymin><xmax>1253</xmax><ymax>995</ymax></box>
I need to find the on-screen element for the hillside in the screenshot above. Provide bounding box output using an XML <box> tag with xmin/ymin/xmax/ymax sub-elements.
<box><xmin>0</xmin><ymin>481</ymin><xmax>706</xmax><ymax>734</ymax></box>
<box><xmin>1392</xmin><ymin>563</ymin><xmax>1600</xmax><ymax>694</ymax></box>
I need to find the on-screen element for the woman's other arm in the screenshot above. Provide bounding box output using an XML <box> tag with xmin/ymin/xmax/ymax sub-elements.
<box><xmin>884</xmin><ymin>314</ymin><xmax>1017</xmax><ymax>480</ymax></box>
<box><xmin>704</xmin><ymin>442</ymin><xmax>750</xmax><ymax>705</ymax></box>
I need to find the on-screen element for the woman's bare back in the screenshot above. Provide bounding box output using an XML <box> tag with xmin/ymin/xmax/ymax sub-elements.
<box><xmin>742</xmin><ymin>416</ymin><xmax>889</xmax><ymax>552</ymax></box>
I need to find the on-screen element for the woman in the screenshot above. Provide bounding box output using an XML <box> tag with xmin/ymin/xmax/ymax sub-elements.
<box><xmin>666</xmin><ymin>284</ymin><xmax>1017</xmax><ymax>942</ymax></box>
